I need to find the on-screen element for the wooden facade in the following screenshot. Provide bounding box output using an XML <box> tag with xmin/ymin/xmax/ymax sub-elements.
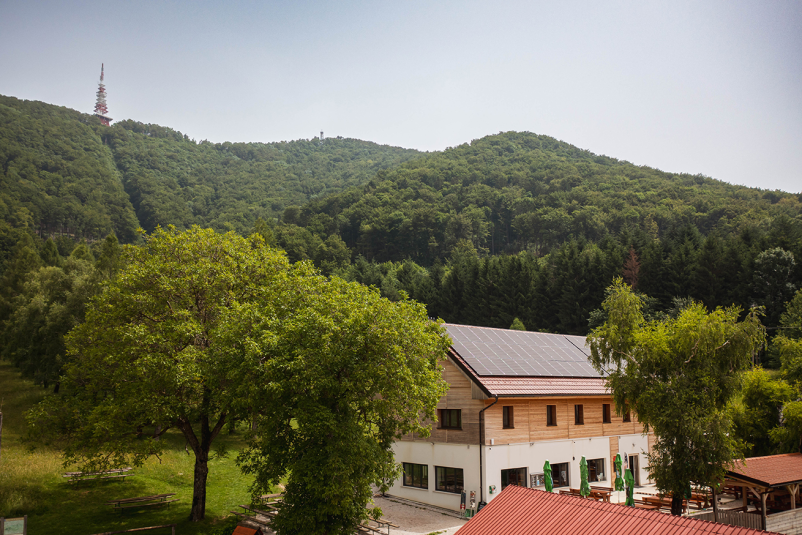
<box><xmin>400</xmin><ymin>359</ymin><xmax>648</xmax><ymax>448</ymax></box>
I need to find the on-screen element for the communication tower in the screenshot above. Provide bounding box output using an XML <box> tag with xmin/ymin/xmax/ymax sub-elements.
<box><xmin>94</xmin><ymin>64</ymin><xmax>112</xmax><ymax>126</ymax></box>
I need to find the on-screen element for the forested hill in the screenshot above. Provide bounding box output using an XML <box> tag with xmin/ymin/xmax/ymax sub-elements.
<box><xmin>272</xmin><ymin>132</ymin><xmax>801</xmax><ymax>339</ymax></box>
<box><xmin>0</xmin><ymin>94</ymin><xmax>422</xmax><ymax>269</ymax></box>
<box><xmin>0</xmin><ymin>95</ymin><xmax>141</xmax><ymax>261</ymax></box>
<box><xmin>107</xmin><ymin>120</ymin><xmax>422</xmax><ymax>233</ymax></box>
<box><xmin>2</xmin><ymin>95</ymin><xmax>802</xmax><ymax>341</ymax></box>
<box><xmin>282</xmin><ymin>131</ymin><xmax>801</xmax><ymax>265</ymax></box>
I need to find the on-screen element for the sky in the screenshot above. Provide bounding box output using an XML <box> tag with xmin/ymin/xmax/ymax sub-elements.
<box><xmin>1</xmin><ymin>0</ymin><xmax>800</xmax><ymax>193</ymax></box>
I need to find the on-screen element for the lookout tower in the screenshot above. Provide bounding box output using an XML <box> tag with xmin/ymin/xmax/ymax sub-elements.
<box><xmin>94</xmin><ymin>64</ymin><xmax>112</xmax><ymax>126</ymax></box>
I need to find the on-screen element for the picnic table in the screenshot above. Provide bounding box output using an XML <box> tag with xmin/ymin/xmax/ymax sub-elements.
<box><xmin>358</xmin><ymin>518</ymin><xmax>399</xmax><ymax>535</ymax></box>
<box><xmin>63</xmin><ymin>467</ymin><xmax>133</xmax><ymax>485</ymax></box>
<box><xmin>106</xmin><ymin>494</ymin><xmax>178</xmax><ymax>513</ymax></box>
<box><xmin>258</xmin><ymin>493</ymin><xmax>284</xmax><ymax>505</ymax></box>
<box><xmin>642</xmin><ymin>495</ymin><xmax>693</xmax><ymax>511</ymax></box>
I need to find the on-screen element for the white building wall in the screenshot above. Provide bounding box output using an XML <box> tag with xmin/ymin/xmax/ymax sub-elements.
<box><xmin>391</xmin><ymin>441</ymin><xmax>480</xmax><ymax>510</ymax></box>
<box><xmin>391</xmin><ymin>432</ymin><xmax>651</xmax><ymax>509</ymax></box>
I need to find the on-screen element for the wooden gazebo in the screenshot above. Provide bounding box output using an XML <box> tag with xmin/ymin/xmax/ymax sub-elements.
<box><xmin>724</xmin><ymin>453</ymin><xmax>802</xmax><ymax>529</ymax></box>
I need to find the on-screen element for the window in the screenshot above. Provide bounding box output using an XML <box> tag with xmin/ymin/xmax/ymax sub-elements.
<box><xmin>622</xmin><ymin>404</ymin><xmax>631</xmax><ymax>423</ymax></box>
<box><xmin>587</xmin><ymin>458</ymin><xmax>605</xmax><ymax>482</ymax></box>
<box><xmin>574</xmin><ymin>404</ymin><xmax>584</xmax><ymax>425</ymax></box>
<box><xmin>546</xmin><ymin>405</ymin><xmax>557</xmax><ymax>426</ymax></box>
<box><xmin>552</xmin><ymin>462</ymin><xmax>569</xmax><ymax>488</ymax></box>
<box><xmin>503</xmin><ymin>406</ymin><xmax>514</xmax><ymax>429</ymax></box>
<box><xmin>439</xmin><ymin>409</ymin><xmax>462</xmax><ymax>429</ymax></box>
<box><xmin>435</xmin><ymin>466</ymin><xmax>464</xmax><ymax>493</ymax></box>
<box><xmin>403</xmin><ymin>463</ymin><xmax>428</xmax><ymax>489</ymax></box>
<box><xmin>501</xmin><ymin>467</ymin><xmax>527</xmax><ymax>489</ymax></box>
<box><xmin>602</xmin><ymin>404</ymin><xmax>611</xmax><ymax>424</ymax></box>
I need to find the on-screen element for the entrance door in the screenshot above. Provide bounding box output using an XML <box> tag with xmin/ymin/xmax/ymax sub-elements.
<box><xmin>501</xmin><ymin>467</ymin><xmax>528</xmax><ymax>489</ymax></box>
<box><xmin>628</xmin><ymin>454</ymin><xmax>640</xmax><ymax>486</ymax></box>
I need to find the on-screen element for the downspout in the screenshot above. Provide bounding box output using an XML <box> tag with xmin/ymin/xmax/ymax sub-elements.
<box><xmin>479</xmin><ymin>394</ymin><xmax>499</xmax><ymax>504</ymax></box>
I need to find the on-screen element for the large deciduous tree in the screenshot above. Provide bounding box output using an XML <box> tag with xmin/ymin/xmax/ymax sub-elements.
<box><xmin>28</xmin><ymin>226</ymin><xmax>449</xmax><ymax>527</ymax></box>
<box><xmin>587</xmin><ymin>279</ymin><xmax>765</xmax><ymax>515</ymax></box>
<box><xmin>236</xmin><ymin>272</ymin><xmax>450</xmax><ymax>535</ymax></box>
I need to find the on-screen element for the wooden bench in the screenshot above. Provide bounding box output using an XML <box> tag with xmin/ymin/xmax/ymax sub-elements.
<box><xmin>258</xmin><ymin>492</ymin><xmax>284</xmax><ymax>505</ymax></box>
<box><xmin>64</xmin><ymin>467</ymin><xmax>133</xmax><ymax>485</ymax></box>
<box><xmin>106</xmin><ymin>494</ymin><xmax>178</xmax><ymax>513</ymax></box>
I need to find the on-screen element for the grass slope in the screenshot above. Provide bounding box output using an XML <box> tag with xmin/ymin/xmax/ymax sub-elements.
<box><xmin>0</xmin><ymin>361</ymin><xmax>258</xmax><ymax>534</ymax></box>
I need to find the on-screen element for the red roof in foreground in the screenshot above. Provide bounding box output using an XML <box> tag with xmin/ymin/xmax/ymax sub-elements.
<box><xmin>457</xmin><ymin>485</ymin><xmax>779</xmax><ymax>535</ymax></box>
<box><xmin>728</xmin><ymin>452</ymin><xmax>802</xmax><ymax>487</ymax></box>
<box><xmin>232</xmin><ymin>526</ymin><xmax>262</xmax><ymax>535</ymax></box>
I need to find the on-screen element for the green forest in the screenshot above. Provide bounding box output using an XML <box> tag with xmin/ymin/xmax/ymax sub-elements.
<box><xmin>2</xmin><ymin>93</ymin><xmax>801</xmax><ymax>383</ymax></box>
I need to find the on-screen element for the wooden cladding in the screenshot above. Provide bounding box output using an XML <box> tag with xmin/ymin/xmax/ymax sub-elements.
<box><xmin>483</xmin><ymin>397</ymin><xmax>643</xmax><ymax>445</ymax></box>
<box><xmin>398</xmin><ymin>359</ymin><xmax>646</xmax><ymax>446</ymax></box>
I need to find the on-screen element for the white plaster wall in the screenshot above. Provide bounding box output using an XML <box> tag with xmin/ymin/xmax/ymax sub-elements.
<box><xmin>618</xmin><ymin>432</ymin><xmax>652</xmax><ymax>487</ymax></box>
<box><xmin>483</xmin><ymin>436</ymin><xmax>609</xmax><ymax>502</ymax></box>
<box><xmin>391</xmin><ymin>432</ymin><xmax>651</xmax><ymax>509</ymax></box>
<box><xmin>390</xmin><ymin>441</ymin><xmax>480</xmax><ymax>510</ymax></box>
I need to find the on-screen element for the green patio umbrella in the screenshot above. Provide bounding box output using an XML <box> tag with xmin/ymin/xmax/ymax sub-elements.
<box><xmin>614</xmin><ymin>454</ymin><xmax>624</xmax><ymax>492</ymax></box>
<box><xmin>624</xmin><ymin>468</ymin><xmax>635</xmax><ymax>506</ymax></box>
<box><xmin>544</xmin><ymin>460</ymin><xmax>553</xmax><ymax>493</ymax></box>
<box><xmin>579</xmin><ymin>456</ymin><xmax>591</xmax><ymax>498</ymax></box>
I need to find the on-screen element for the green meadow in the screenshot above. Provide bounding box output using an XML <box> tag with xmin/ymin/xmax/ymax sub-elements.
<box><xmin>0</xmin><ymin>361</ymin><xmax>265</xmax><ymax>535</ymax></box>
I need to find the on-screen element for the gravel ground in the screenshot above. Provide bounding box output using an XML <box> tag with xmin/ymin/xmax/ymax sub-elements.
<box><xmin>373</xmin><ymin>496</ymin><xmax>468</xmax><ymax>535</ymax></box>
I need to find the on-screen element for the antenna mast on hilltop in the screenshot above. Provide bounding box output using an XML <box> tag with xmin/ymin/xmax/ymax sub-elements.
<box><xmin>94</xmin><ymin>63</ymin><xmax>112</xmax><ymax>126</ymax></box>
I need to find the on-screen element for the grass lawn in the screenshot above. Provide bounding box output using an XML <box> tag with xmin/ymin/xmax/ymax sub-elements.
<box><xmin>0</xmin><ymin>361</ymin><xmax>265</xmax><ymax>535</ymax></box>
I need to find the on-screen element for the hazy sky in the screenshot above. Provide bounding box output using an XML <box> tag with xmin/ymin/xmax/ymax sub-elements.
<box><xmin>1</xmin><ymin>1</ymin><xmax>800</xmax><ymax>192</ymax></box>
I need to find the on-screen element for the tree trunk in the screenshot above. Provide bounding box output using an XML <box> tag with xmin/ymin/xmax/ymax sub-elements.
<box><xmin>0</xmin><ymin>410</ymin><xmax>3</xmax><ymax>462</ymax></box>
<box><xmin>671</xmin><ymin>493</ymin><xmax>684</xmax><ymax>516</ymax></box>
<box><xmin>178</xmin><ymin>407</ymin><xmax>227</xmax><ymax>522</ymax></box>
<box><xmin>191</xmin><ymin>446</ymin><xmax>210</xmax><ymax>521</ymax></box>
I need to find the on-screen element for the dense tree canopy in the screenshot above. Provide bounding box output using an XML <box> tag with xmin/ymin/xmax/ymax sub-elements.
<box><xmin>588</xmin><ymin>279</ymin><xmax>765</xmax><ymax>515</ymax></box>
<box><xmin>27</xmin><ymin>227</ymin><xmax>449</xmax><ymax>531</ymax></box>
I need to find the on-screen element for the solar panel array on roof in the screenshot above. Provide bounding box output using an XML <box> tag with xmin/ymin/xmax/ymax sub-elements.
<box><xmin>445</xmin><ymin>324</ymin><xmax>601</xmax><ymax>378</ymax></box>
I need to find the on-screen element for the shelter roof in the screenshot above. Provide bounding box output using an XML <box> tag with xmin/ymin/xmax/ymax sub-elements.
<box><xmin>456</xmin><ymin>485</ymin><xmax>779</xmax><ymax>535</ymax></box>
<box><xmin>727</xmin><ymin>453</ymin><xmax>802</xmax><ymax>488</ymax></box>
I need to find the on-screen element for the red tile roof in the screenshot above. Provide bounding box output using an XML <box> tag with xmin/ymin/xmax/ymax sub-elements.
<box><xmin>478</xmin><ymin>376</ymin><xmax>609</xmax><ymax>396</ymax></box>
<box><xmin>449</xmin><ymin>348</ymin><xmax>609</xmax><ymax>397</ymax></box>
<box><xmin>457</xmin><ymin>485</ymin><xmax>779</xmax><ymax>535</ymax></box>
<box><xmin>728</xmin><ymin>453</ymin><xmax>802</xmax><ymax>487</ymax></box>
<box><xmin>232</xmin><ymin>526</ymin><xmax>262</xmax><ymax>535</ymax></box>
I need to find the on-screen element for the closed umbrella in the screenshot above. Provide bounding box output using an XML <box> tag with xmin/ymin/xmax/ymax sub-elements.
<box><xmin>614</xmin><ymin>454</ymin><xmax>624</xmax><ymax>492</ymax></box>
<box><xmin>544</xmin><ymin>460</ymin><xmax>553</xmax><ymax>493</ymax></box>
<box><xmin>624</xmin><ymin>468</ymin><xmax>635</xmax><ymax>506</ymax></box>
<box><xmin>579</xmin><ymin>456</ymin><xmax>591</xmax><ymax>498</ymax></box>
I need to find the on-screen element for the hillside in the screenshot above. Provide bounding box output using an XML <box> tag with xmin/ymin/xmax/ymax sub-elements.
<box><xmin>284</xmin><ymin>131</ymin><xmax>802</xmax><ymax>265</ymax></box>
<box><xmin>0</xmin><ymin>94</ymin><xmax>423</xmax><ymax>270</ymax></box>
<box><xmin>0</xmin><ymin>96</ymin><xmax>141</xmax><ymax>267</ymax></box>
<box><xmin>107</xmin><ymin>119</ymin><xmax>423</xmax><ymax>233</ymax></box>
<box><xmin>2</xmin><ymin>96</ymin><xmax>801</xmax><ymax>339</ymax></box>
